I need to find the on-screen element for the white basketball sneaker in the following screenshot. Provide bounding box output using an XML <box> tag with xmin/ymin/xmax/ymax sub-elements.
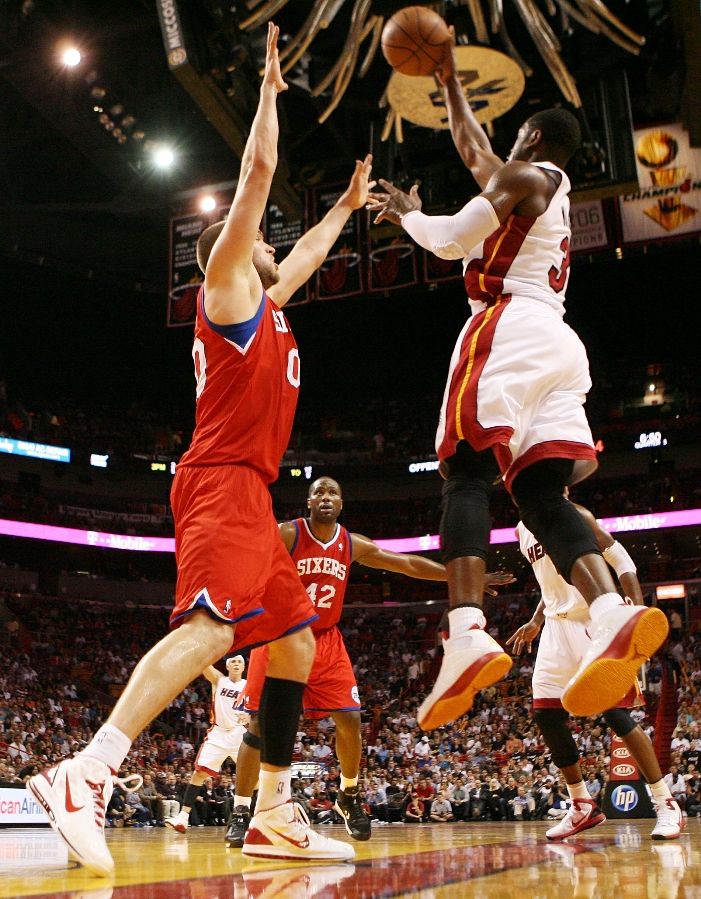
<box><xmin>242</xmin><ymin>800</ymin><xmax>354</xmax><ymax>861</ymax></box>
<box><xmin>546</xmin><ymin>798</ymin><xmax>606</xmax><ymax>841</ymax></box>
<box><xmin>28</xmin><ymin>756</ymin><xmax>117</xmax><ymax>877</ymax></box>
<box><xmin>165</xmin><ymin>810</ymin><xmax>189</xmax><ymax>834</ymax></box>
<box><xmin>417</xmin><ymin>629</ymin><xmax>512</xmax><ymax>731</ymax></box>
<box><xmin>562</xmin><ymin>604</ymin><xmax>668</xmax><ymax>717</ymax></box>
<box><xmin>651</xmin><ymin>798</ymin><xmax>685</xmax><ymax>840</ymax></box>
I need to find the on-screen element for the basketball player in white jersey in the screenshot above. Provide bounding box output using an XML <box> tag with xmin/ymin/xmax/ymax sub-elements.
<box><xmin>366</xmin><ymin>35</ymin><xmax>668</xmax><ymax>730</ymax></box>
<box><xmin>165</xmin><ymin>655</ymin><xmax>249</xmax><ymax>832</ymax></box>
<box><xmin>506</xmin><ymin>499</ymin><xmax>683</xmax><ymax>841</ymax></box>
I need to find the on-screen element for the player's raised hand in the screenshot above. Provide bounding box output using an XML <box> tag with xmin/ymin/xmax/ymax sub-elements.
<box><xmin>366</xmin><ymin>179</ymin><xmax>422</xmax><ymax>225</ymax></box>
<box><xmin>504</xmin><ymin>618</ymin><xmax>542</xmax><ymax>656</ymax></box>
<box><xmin>343</xmin><ymin>154</ymin><xmax>375</xmax><ymax>210</ymax></box>
<box><xmin>263</xmin><ymin>22</ymin><xmax>287</xmax><ymax>94</ymax></box>
<box><xmin>483</xmin><ymin>570</ymin><xmax>516</xmax><ymax>597</ymax></box>
<box><xmin>435</xmin><ymin>25</ymin><xmax>457</xmax><ymax>85</ymax></box>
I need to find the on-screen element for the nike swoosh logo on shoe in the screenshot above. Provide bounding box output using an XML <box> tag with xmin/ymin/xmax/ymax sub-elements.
<box><xmin>269</xmin><ymin>827</ymin><xmax>310</xmax><ymax>849</ymax></box>
<box><xmin>65</xmin><ymin>779</ymin><xmax>85</xmax><ymax>813</ymax></box>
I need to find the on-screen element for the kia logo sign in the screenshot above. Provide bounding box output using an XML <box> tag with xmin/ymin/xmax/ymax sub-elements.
<box><xmin>611</xmin><ymin>784</ymin><xmax>639</xmax><ymax>812</ymax></box>
<box><xmin>613</xmin><ymin>764</ymin><xmax>636</xmax><ymax>777</ymax></box>
<box><xmin>612</xmin><ymin>747</ymin><xmax>631</xmax><ymax>759</ymax></box>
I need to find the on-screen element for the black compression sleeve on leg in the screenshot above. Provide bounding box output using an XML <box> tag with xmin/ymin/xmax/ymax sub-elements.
<box><xmin>533</xmin><ymin>707</ymin><xmax>580</xmax><ymax>769</ymax></box>
<box><xmin>259</xmin><ymin>677</ymin><xmax>305</xmax><ymax>767</ymax></box>
<box><xmin>511</xmin><ymin>460</ymin><xmax>600</xmax><ymax>581</ymax></box>
<box><xmin>440</xmin><ymin>475</ymin><xmax>492</xmax><ymax>563</ymax></box>
<box><xmin>439</xmin><ymin>442</ymin><xmax>498</xmax><ymax>564</ymax></box>
<box><xmin>602</xmin><ymin>708</ymin><xmax>637</xmax><ymax>738</ymax></box>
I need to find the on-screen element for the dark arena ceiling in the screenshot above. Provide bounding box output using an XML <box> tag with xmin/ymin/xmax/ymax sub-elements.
<box><xmin>0</xmin><ymin>0</ymin><xmax>697</xmax><ymax>289</ymax></box>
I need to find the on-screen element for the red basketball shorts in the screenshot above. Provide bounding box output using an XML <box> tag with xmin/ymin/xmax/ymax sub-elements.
<box><xmin>243</xmin><ymin>625</ymin><xmax>361</xmax><ymax>718</ymax></box>
<box><xmin>170</xmin><ymin>464</ymin><xmax>317</xmax><ymax>652</ymax></box>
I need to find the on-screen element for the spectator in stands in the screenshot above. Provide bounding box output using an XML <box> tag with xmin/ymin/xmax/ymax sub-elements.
<box><xmin>155</xmin><ymin>771</ymin><xmax>180</xmax><ymax>824</ymax></box>
<box><xmin>664</xmin><ymin>766</ymin><xmax>688</xmax><ymax>810</ymax></box>
<box><xmin>403</xmin><ymin>792</ymin><xmax>424</xmax><ymax>824</ymax></box>
<box><xmin>366</xmin><ymin>780</ymin><xmax>388</xmax><ymax>822</ymax></box>
<box><xmin>429</xmin><ymin>790</ymin><xmax>454</xmax><ymax>822</ymax></box>
<box><xmin>585</xmin><ymin>772</ymin><xmax>602</xmax><ymax>803</ymax></box>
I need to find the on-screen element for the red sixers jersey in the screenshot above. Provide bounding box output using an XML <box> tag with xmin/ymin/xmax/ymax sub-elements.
<box><xmin>290</xmin><ymin>518</ymin><xmax>352</xmax><ymax>632</ymax></box>
<box><xmin>178</xmin><ymin>288</ymin><xmax>300</xmax><ymax>483</ymax></box>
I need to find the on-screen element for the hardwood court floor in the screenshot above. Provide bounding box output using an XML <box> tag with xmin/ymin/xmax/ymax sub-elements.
<box><xmin>1</xmin><ymin>819</ymin><xmax>698</xmax><ymax>898</ymax></box>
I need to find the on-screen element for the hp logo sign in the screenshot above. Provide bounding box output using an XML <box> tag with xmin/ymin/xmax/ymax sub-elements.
<box><xmin>611</xmin><ymin>784</ymin><xmax>639</xmax><ymax>812</ymax></box>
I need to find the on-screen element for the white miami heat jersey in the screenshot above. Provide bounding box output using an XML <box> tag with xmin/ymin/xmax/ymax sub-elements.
<box><xmin>212</xmin><ymin>676</ymin><xmax>249</xmax><ymax>730</ymax></box>
<box><xmin>516</xmin><ymin>522</ymin><xmax>588</xmax><ymax>618</ymax></box>
<box><xmin>463</xmin><ymin>162</ymin><xmax>572</xmax><ymax>317</ymax></box>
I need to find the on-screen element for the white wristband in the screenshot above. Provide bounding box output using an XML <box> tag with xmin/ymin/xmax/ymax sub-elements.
<box><xmin>603</xmin><ymin>540</ymin><xmax>637</xmax><ymax>577</ymax></box>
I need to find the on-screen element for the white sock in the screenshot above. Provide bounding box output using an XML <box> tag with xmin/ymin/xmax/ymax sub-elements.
<box><xmin>589</xmin><ymin>592</ymin><xmax>626</xmax><ymax>620</ymax></box>
<box><xmin>341</xmin><ymin>776</ymin><xmax>358</xmax><ymax>791</ymax></box>
<box><xmin>257</xmin><ymin>770</ymin><xmax>291</xmax><ymax>812</ymax></box>
<box><xmin>83</xmin><ymin>724</ymin><xmax>131</xmax><ymax>773</ymax></box>
<box><xmin>234</xmin><ymin>794</ymin><xmax>252</xmax><ymax>809</ymax></box>
<box><xmin>649</xmin><ymin>779</ymin><xmax>673</xmax><ymax>801</ymax></box>
<box><xmin>566</xmin><ymin>781</ymin><xmax>590</xmax><ymax>801</ymax></box>
<box><xmin>448</xmin><ymin>606</ymin><xmax>486</xmax><ymax>638</ymax></box>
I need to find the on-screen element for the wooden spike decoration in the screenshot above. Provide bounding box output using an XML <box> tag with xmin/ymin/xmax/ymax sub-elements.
<box><xmin>243</xmin><ymin>0</ymin><xmax>644</xmax><ymax>122</ymax></box>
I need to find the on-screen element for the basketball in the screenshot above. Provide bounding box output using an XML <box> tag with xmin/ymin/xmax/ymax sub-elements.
<box><xmin>381</xmin><ymin>6</ymin><xmax>450</xmax><ymax>77</ymax></box>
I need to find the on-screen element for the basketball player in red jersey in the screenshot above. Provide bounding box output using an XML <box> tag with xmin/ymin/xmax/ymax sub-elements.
<box><xmin>29</xmin><ymin>25</ymin><xmax>372</xmax><ymax>874</ymax></box>
<box><xmin>224</xmin><ymin>476</ymin><xmax>513</xmax><ymax>847</ymax></box>
<box><xmin>366</xmin><ymin>35</ymin><xmax>668</xmax><ymax>731</ymax></box>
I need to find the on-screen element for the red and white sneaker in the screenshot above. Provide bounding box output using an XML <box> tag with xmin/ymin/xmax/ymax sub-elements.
<box><xmin>242</xmin><ymin>801</ymin><xmax>354</xmax><ymax>861</ymax></box>
<box><xmin>164</xmin><ymin>811</ymin><xmax>189</xmax><ymax>833</ymax></box>
<box><xmin>417</xmin><ymin>630</ymin><xmax>512</xmax><ymax>731</ymax></box>
<box><xmin>28</xmin><ymin>756</ymin><xmax>126</xmax><ymax>877</ymax></box>
<box><xmin>546</xmin><ymin>798</ymin><xmax>606</xmax><ymax>841</ymax></box>
<box><xmin>562</xmin><ymin>604</ymin><xmax>668</xmax><ymax>717</ymax></box>
<box><xmin>651</xmin><ymin>798</ymin><xmax>685</xmax><ymax>840</ymax></box>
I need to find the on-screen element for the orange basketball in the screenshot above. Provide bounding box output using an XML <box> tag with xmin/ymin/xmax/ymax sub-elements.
<box><xmin>381</xmin><ymin>6</ymin><xmax>450</xmax><ymax>77</ymax></box>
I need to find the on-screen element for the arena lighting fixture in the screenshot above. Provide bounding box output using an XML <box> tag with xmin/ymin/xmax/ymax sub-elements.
<box><xmin>61</xmin><ymin>46</ymin><xmax>81</xmax><ymax>67</ymax></box>
<box><xmin>153</xmin><ymin>145</ymin><xmax>176</xmax><ymax>169</ymax></box>
<box><xmin>199</xmin><ymin>195</ymin><xmax>217</xmax><ymax>213</ymax></box>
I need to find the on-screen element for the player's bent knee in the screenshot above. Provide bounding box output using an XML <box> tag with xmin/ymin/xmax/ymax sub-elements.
<box><xmin>533</xmin><ymin>707</ymin><xmax>580</xmax><ymax>769</ymax></box>
<box><xmin>512</xmin><ymin>461</ymin><xmax>599</xmax><ymax>580</ymax></box>
<box><xmin>268</xmin><ymin>625</ymin><xmax>315</xmax><ymax>676</ymax></box>
<box><xmin>602</xmin><ymin>708</ymin><xmax>637</xmax><ymax>738</ymax></box>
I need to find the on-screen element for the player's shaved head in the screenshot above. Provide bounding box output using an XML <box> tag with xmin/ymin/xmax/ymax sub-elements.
<box><xmin>308</xmin><ymin>477</ymin><xmax>342</xmax><ymax>498</ymax></box>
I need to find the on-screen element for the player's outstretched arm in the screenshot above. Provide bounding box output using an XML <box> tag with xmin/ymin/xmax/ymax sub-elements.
<box><xmin>351</xmin><ymin>533</ymin><xmax>446</xmax><ymax>579</ymax></box>
<box><xmin>269</xmin><ymin>155</ymin><xmax>374</xmax><ymax>307</ymax></box>
<box><xmin>202</xmin><ymin>666</ymin><xmax>223</xmax><ymax>685</ymax></box>
<box><xmin>368</xmin><ymin>163</ymin><xmax>549</xmax><ymax>259</ymax></box>
<box><xmin>436</xmin><ymin>31</ymin><xmax>504</xmax><ymax>189</ymax></box>
<box><xmin>571</xmin><ymin>501</ymin><xmax>643</xmax><ymax>604</ymax></box>
<box><xmin>204</xmin><ymin>22</ymin><xmax>287</xmax><ymax>325</ymax></box>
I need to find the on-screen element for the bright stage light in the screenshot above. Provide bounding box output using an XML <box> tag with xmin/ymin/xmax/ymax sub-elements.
<box><xmin>153</xmin><ymin>146</ymin><xmax>175</xmax><ymax>169</ymax></box>
<box><xmin>62</xmin><ymin>47</ymin><xmax>82</xmax><ymax>67</ymax></box>
<box><xmin>200</xmin><ymin>195</ymin><xmax>216</xmax><ymax>212</ymax></box>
